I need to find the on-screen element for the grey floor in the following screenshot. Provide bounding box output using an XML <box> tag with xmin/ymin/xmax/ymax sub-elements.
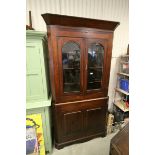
<box><xmin>48</xmin><ymin>132</ymin><xmax>117</xmax><ymax>155</ymax></box>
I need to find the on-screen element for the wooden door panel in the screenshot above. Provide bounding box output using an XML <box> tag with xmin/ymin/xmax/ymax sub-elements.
<box><xmin>85</xmin><ymin>107</ymin><xmax>106</xmax><ymax>134</ymax></box>
<box><xmin>54</xmin><ymin>98</ymin><xmax>108</xmax><ymax>143</ymax></box>
<box><xmin>63</xmin><ymin>111</ymin><xmax>83</xmax><ymax>138</ymax></box>
<box><xmin>84</xmin><ymin>99</ymin><xmax>108</xmax><ymax>136</ymax></box>
<box><xmin>54</xmin><ymin>103</ymin><xmax>84</xmax><ymax>143</ymax></box>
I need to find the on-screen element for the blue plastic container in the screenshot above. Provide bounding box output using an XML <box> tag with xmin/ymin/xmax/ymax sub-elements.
<box><xmin>119</xmin><ymin>79</ymin><xmax>129</xmax><ymax>92</ymax></box>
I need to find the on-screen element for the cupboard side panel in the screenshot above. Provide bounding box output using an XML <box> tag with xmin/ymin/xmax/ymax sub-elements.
<box><xmin>104</xmin><ymin>35</ymin><xmax>114</xmax><ymax>92</ymax></box>
<box><xmin>47</xmin><ymin>27</ymin><xmax>61</xmax><ymax>101</ymax></box>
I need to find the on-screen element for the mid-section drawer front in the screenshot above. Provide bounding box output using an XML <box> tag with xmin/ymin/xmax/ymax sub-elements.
<box><xmin>55</xmin><ymin>97</ymin><xmax>108</xmax><ymax>112</ymax></box>
<box><xmin>83</xmin><ymin>97</ymin><xmax>108</xmax><ymax>110</ymax></box>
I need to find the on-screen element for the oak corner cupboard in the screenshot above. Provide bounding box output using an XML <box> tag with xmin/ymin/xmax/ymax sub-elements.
<box><xmin>42</xmin><ymin>13</ymin><xmax>120</xmax><ymax>149</ymax></box>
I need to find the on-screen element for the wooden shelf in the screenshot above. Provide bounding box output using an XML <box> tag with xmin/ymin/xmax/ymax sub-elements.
<box><xmin>117</xmin><ymin>72</ymin><xmax>129</xmax><ymax>76</ymax></box>
<box><xmin>115</xmin><ymin>88</ymin><xmax>129</xmax><ymax>95</ymax></box>
<box><xmin>62</xmin><ymin>51</ymin><xmax>80</xmax><ymax>53</ymax></box>
<box><xmin>120</xmin><ymin>61</ymin><xmax>129</xmax><ymax>64</ymax></box>
<box><xmin>89</xmin><ymin>67</ymin><xmax>102</xmax><ymax>69</ymax></box>
<box><xmin>64</xmin><ymin>82</ymin><xmax>80</xmax><ymax>85</ymax></box>
<box><xmin>63</xmin><ymin>68</ymin><xmax>80</xmax><ymax>70</ymax></box>
<box><xmin>114</xmin><ymin>100</ymin><xmax>129</xmax><ymax>112</ymax></box>
<box><xmin>121</xmin><ymin>55</ymin><xmax>129</xmax><ymax>57</ymax></box>
<box><xmin>88</xmin><ymin>80</ymin><xmax>101</xmax><ymax>83</ymax></box>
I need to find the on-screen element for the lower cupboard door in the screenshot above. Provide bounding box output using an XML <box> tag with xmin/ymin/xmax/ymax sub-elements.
<box><xmin>63</xmin><ymin>110</ymin><xmax>84</xmax><ymax>140</ymax></box>
<box><xmin>55</xmin><ymin>105</ymin><xmax>84</xmax><ymax>143</ymax></box>
<box><xmin>85</xmin><ymin>105</ymin><xmax>107</xmax><ymax>136</ymax></box>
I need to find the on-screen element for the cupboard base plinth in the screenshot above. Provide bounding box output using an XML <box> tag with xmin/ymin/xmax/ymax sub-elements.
<box><xmin>55</xmin><ymin>132</ymin><xmax>105</xmax><ymax>150</ymax></box>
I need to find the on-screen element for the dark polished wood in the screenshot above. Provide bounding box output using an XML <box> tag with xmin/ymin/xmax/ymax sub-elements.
<box><xmin>54</xmin><ymin>98</ymin><xmax>108</xmax><ymax>149</ymax></box>
<box><xmin>46</xmin><ymin>26</ymin><xmax>114</xmax><ymax>103</ymax></box>
<box><xmin>57</xmin><ymin>37</ymin><xmax>84</xmax><ymax>96</ymax></box>
<box><xmin>42</xmin><ymin>14</ymin><xmax>119</xmax><ymax>149</ymax></box>
<box><xmin>42</xmin><ymin>13</ymin><xmax>119</xmax><ymax>31</ymax></box>
<box><xmin>109</xmin><ymin>123</ymin><xmax>129</xmax><ymax>155</ymax></box>
<box><xmin>55</xmin><ymin>132</ymin><xmax>105</xmax><ymax>149</ymax></box>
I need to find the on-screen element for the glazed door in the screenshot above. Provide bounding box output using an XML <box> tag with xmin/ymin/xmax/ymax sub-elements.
<box><xmin>58</xmin><ymin>37</ymin><xmax>84</xmax><ymax>95</ymax></box>
<box><xmin>84</xmin><ymin>39</ymin><xmax>108</xmax><ymax>93</ymax></box>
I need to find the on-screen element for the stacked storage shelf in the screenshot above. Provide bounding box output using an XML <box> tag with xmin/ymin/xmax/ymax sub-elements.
<box><xmin>113</xmin><ymin>54</ymin><xmax>129</xmax><ymax>122</ymax></box>
<box><xmin>26</xmin><ymin>31</ymin><xmax>52</xmax><ymax>154</ymax></box>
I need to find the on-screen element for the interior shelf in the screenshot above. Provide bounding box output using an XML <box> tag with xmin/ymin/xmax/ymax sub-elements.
<box><xmin>115</xmin><ymin>88</ymin><xmax>129</xmax><ymax>95</ymax></box>
<box><xmin>64</xmin><ymin>82</ymin><xmax>80</xmax><ymax>85</ymax></box>
<box><xmin>88</xmin><ymin>80</ymin><xmax>101</xmax><ymax>83</ymax></box>
<box><xmin>117</xmin><ymin>72</ymin><xmax>129</xmax><ymax>76</ymax></box>
<box><xmin>62</xmin><ymin>51</ymin><xmax>80</xmax><ymax>53</ymax></box>
<box><xmin>88</xmin><ymin>67</ymin><xmax>102</xmax><ymax>69</ymax></box>
<box><xmin>114</xmin><ymin>100</ymin><xmax>129</xmax><ymax>112</ymax></box>
<box><xmin>63</xmin><ymin>68</ymin><xmax>80</xmax><ymax>70</ymax></box>
<box><xmin>121</xmin><ymin>55</ymin><xmax>129</xmax><ymax>57</ymax></box>
<box><xmin>120</xmin><ymin>61</ymin><xmax>129</xmax><ymax>64</ymax></box>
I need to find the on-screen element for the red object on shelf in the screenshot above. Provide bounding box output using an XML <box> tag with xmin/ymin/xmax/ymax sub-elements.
<box><xmin>125</xmin><ymin>101</ymin><xmax>129</xmax><ymax>107</ymax></box>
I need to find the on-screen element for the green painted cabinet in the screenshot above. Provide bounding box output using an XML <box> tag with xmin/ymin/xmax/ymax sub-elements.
<box><xmin>26</xmin><ymin>30</ymin><xmax>52</xmax><ymax>153</ymax></box>
<box><xmin>26</xmin><ymin>31</ymin><xmax>49</xmax><ymax>102</ymax></box>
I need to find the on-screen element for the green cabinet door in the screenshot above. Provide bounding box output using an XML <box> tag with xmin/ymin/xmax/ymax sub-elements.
<box><xmin>26</xmin><ymin>42</ymin><xmax>45</xmax><ymax>101</ymax></box>
<box><xmin>26</xmin><ymin>31</ymin><xmax>50</xmax><ymax>102</ymax></box>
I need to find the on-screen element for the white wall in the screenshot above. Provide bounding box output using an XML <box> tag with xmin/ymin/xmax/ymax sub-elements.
<box><xmin>26</xmin><ymin>0</ymin><xmax>129</xmax><ymax>110</ymax></box>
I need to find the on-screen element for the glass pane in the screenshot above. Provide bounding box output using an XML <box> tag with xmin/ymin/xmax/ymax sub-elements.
<box><xmin>87</xmin><ymin>43</ymin><xmax>104</xmax><ymax>90</ymax></box>
<box><xmin>62</xmin><ymin>41</ymin><xmax>80</xmax><ymax>92</ymax></box>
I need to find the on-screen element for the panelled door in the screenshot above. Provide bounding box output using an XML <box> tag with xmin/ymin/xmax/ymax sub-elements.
<box><xmin>26</xmin><ymin>42</ymin><xmax>45</xmax><ymax>101</ymax></box>
<box><xmin>55</xmin><ymin>98</ymin><xmax>108</xmax><ymax>143</ymax></box>
<box><xmin>84</xmin><ymin>99</ymin><xmax>108</xmax><ymax>136</ymax></box>
<box><xmin>55</xmin><ymin>102</ymin><xmax>84</xmax><ymax>143</ymax></box>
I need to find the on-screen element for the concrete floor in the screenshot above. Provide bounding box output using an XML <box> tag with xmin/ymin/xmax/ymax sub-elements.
<box><xmin>48</xmin><ymin>132</ymin><xmax>117</xmax><ymax>155</ymax></box>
